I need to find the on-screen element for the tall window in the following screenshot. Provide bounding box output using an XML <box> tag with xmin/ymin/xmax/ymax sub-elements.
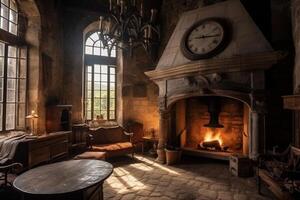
<box><xmin>0</xmin><ymin>0</ymin><xmax>18</xmax><ymax>35</ymax></box>
<box><xmin>0</xmin><ymin>43</ymin><xmax>27</xmax><ymax>131</ymax></box>
<box><xmin>0</xmin><ymin>1</ymin><xmax>26</xmax><ymax>131</ymax></box>
<box><xmin>84</xmin><ymin>32</ymin><xmax>116</xmax><ymax>121</ymax></box>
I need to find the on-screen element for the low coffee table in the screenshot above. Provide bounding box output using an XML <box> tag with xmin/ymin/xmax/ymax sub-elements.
<box><xmin>13</xmin><ymin>160</ymin><xmax>113</xmax><ymax>200</ymax></box>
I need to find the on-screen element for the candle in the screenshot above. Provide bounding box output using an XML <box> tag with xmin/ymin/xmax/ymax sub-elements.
<box><xmin>148</xmin><ymin>26</ymin><xmax>152</xmax><ymax>39</ymax></box>
<box><xmin>120</xmin><ymin>0</ymin><xmax>124</xmax><ymax>14</ymax></box>
<box><xmin>99</xmin><ymin>16</ymin><xmax>104</xmax><ymax>31</ymax></box>
<box><xmin>109</xmin><ymin>0</ymin><xmax>113</xmax><ymax>11</ymax></box>
<box><xmin>150</xmin><ymin>9</ymin><xmax>157</xmax><ymax>23</ymax></box>
<box><xmin>140</xmin><ymin>1</ymin><xmax>143</xmax><ymax>17</ymax></box>
<box><xmin>144</xmin><ymin>28</ymin><xmax>148</xmax><ymax>44</ymax></box>
<box><xmin>107</xmin><ymin>17</ymin><xmax>111</xmax><ymax>33</ymax></box>
<box><xmin>117</xmin><ymin>0</ymin><xmax>120</xmax><ymax>5</ymax></box>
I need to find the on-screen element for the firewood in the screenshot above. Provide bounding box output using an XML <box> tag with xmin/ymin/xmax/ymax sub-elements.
<box><xmin>200</xmin><ymin>140</ymin><xmax>222</xmax><ymax>150</ymax></box>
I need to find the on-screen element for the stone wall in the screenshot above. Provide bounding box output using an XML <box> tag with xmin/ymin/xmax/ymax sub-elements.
<box><xmin>292</xmin><ymin>0</ymin><xmax>300</xmax><ymax>93</ymax></box>
<box><xmin>62</xmin><ymin>10</ymin><xmax>91</xmax><ymax>123</ymax></box>
<box><xmin>36</xmin><ymin>0</ymin><xmax>65</xmax><ymax>133</ymax></box>
<box><xmin>291</xmin><ymin>0</ymin><xmax>300</xmax><ymax>146</ymax></box>
<box><xmin>17</xmin><ymin>0</ymin><xmax>64</xmax><ymax>133</ymax></box>
<box><xmin>122</xmin><ymin>47</ymin><xmax>159</xmax><ymax>132</ymax></box>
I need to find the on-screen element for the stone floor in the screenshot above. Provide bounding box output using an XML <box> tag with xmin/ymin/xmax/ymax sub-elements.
<box><xmin>103</xmin><ymin>155</ymin><xmax>273</xmax><ymax>200</ymax></box>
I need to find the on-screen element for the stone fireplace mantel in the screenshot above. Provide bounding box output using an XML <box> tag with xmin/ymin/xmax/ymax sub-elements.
<box><xmin>145</xmin><ymin>51</ymin><xmax>284</xmax><ymax>81</ymax></box>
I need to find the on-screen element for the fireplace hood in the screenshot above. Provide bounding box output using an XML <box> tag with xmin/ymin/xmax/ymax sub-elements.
<box><xmin>204</xmin><ymin>98</ymin><xmax>224</xmax><ymax>128</ymax></box>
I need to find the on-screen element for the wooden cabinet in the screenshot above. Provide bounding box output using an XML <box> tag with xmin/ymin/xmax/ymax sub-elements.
<box><xmin>27</xmin><ymin>132</ymin><xmax>69</xmax><ymax>168</ymax></box>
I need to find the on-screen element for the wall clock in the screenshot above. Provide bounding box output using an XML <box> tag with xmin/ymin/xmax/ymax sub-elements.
<box><xmin>180</xmin><ymin>18</ymin><xmax>231</xmax><ymax>60</ymax></box>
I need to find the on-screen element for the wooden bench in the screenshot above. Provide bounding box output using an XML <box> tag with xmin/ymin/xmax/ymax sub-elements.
<box><xmin>87</xmin><ymin>126</ymin><xmax>134</xmax><ymax>158</ymax></box>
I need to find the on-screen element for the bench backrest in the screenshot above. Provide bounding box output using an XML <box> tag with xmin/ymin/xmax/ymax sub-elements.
<box><xmin>89</xmin><ymin>126</ymin><xmax>129</xmax><ymax>144</ymax></box>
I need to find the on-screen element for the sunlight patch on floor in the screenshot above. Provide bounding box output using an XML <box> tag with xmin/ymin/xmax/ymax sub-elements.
<box><xmin>129</xmin><ymin>162</ymin><xmax>153</xmax><ymax>172</ymax></box>
<box><xmin>112</xmin><ymin>166</ymin><xmax>148</xmax><ymax>193</ymax></box>
<box><xmin>135</xmin><ymin>155</ymin><xmax>180</xmax><ymax>175</ymax></box>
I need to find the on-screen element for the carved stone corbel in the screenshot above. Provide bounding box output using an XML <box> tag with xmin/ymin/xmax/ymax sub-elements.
<box><xmin>250</xmin><ymin>91</ymin><xmax>267</xmax><ymax>114</ymax></box>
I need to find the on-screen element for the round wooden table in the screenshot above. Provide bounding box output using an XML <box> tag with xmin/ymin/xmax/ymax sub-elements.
<box><xmin>13</xmin><ymin>160</ymin><xmax>113</xmax><ymax>200</ymax></box>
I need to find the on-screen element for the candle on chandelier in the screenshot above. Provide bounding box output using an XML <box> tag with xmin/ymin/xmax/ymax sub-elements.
<box><xmin>150</xmin><ymin>9</ymin><xmax>157</xmax><ymax>23</ymax></box>
<box><xmin>107</xmin><ymin>18</ymin><xmax>111</xmax><ymax>33</ymax></box>
<box><xmin>140</xmin><ymin>1</ymin><xmax>144</xmax><ymax>17</ymax></box>
<box><xmin>144</xmin><ymin>28</ymin><xmax>148</xmax><ymax>43</ymax></box>
<box><xmin>99</xmin><ymin>16</ymin><xmax>104</xmax><ymax>31</ymax></box>
<box><xmin>120</xmin><ymin>0</ymin><xmax>124</xmax><ymax>14</ymax></box>
<box><xmin>117</xmin><ymin>0</ymin><xmax>120</xmax><ymax>6</ymax></box>
<box><xmin>109</xmin><ymin>0</ymin><xmax>113</xmax><ymax>11</ymax></box>
<box><xmin>148</xmin><ymin>26</ymin><xmax>152</xmax><ymax>39</ymax></box>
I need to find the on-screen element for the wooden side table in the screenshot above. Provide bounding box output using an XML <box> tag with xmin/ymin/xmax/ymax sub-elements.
<box><xmin>142</xmin><ymin>136</ymin><xmax>158</xmax><ymax>155</ymax></box>
<box><xmin>229</xmin><ymin>154</ymin><xmax>252</xmax><ymax>177</ymax></box>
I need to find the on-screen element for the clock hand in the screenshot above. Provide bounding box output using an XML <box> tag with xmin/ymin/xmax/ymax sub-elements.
<box><xmin>194</xmin><ymin>34</ymin><xmax>221</xmax><ymax>39</ymax></box>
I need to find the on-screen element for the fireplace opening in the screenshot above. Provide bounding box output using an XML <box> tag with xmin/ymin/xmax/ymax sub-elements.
<box><xmin>169</xmin><ymin>96</ymin><xmax>250</xmax><ymax>160</ymax></box>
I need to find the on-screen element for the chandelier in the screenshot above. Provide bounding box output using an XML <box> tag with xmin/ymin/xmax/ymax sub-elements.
<box><xmin>98</xmin><ymin>0</ymin><xmax>160</xmax><ymax>56</ymax></box>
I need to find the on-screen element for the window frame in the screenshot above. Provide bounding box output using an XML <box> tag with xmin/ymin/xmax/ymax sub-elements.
<box><xmin>0</xmin><ymin>42</ymin><xmax>28</xmax><ymax>132</ymax></box>
<box><xmin>0</xmin><ymin>1</ymin><xmax>27</xmax><ymax>133</ymax></box>
<box><xmin>83</xmin><ymin>31</ymin><xmax>117</xmax><ymax>121</ymax></box>
<box><xmin>0</xmin><ymin>0</ymin><xmax>18</xmax><ymax>35</ymax></box>
<box><xmin>85</xmin><ymin>64</ymin><xmax>116</xmax><ymax>121</ymax></box>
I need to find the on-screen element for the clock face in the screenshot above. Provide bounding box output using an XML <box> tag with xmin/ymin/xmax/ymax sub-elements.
<box><xmin>181</xmin><ymin>18</ymin><xmax>230</xmax><ymax>60</ymax></box>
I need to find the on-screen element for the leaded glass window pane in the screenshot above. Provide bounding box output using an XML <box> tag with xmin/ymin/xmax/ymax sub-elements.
<box><xmin>0</xmin><ymin>0</ymin><xmax>18</xmax><ymax>35</ymax></box>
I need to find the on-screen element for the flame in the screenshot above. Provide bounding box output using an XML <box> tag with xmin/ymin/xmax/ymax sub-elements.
<box><xmin>203</xmin><ymin>129</ymin><xmax>223</xmax><ymax>146</ymax></box>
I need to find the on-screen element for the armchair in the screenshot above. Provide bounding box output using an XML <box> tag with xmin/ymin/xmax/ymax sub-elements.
<box><xmin>0</xmin><ymin>162</ymin><xmax>22</xmax><ymax>187</ymax></box>
<box><xmin>257</xmin><ymin>145</ymin><xmax>300</xmax><ymax>199</ymax></box>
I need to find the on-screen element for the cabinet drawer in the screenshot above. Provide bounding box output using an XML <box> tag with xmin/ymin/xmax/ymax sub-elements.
<box><xmin>29</xmin><ymin>147</ymin><xmax>50</xmax><ymax>167</ymax></box>
<box><xmin>50</xmin><ymin>141</ymin><xmax>68</xmax><ymax>159</ymax></box>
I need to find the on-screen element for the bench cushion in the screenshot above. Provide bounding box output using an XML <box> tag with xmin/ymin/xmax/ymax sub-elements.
<box><xmin>74</xmin><ymin>151</ymin><xmax>106</xmax><ymax>160</ymax></box>
<box><xmin>92</xmin><ymin>142</ymin><xmax>133</xmax><ymax>152</ymax></box>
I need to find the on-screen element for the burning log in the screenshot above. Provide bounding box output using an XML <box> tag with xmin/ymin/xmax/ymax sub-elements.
<box><xmin>199</xmin><ymin>140</ymin><xmax>222</xmax><ymax>151</ymax></box>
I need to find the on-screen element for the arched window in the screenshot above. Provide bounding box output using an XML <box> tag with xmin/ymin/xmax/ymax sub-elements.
<box><xmin>0</xmin><ymin>1</ymin><xmax>27</xmax><ymax>131</ymax></box>
<box><xmin>85</xmin><ymin>32</ymin><xmax>116</xmax><ymax>57</ymax></box>
<box><xmin>84</xmin><ymin>31</ymin><xmax>116</xmax><ymax>121</ymax></box>
<box><xmin>0</xmin><ymin>0</ymin><xmax>18</xmax><ymax>35</ymax></box>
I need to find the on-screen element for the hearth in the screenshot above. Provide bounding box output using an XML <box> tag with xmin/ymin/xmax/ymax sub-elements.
<box><xmin>169</xmin><ymin>96</ymin><xmax>248</xmax><ymax>160</ymax></box>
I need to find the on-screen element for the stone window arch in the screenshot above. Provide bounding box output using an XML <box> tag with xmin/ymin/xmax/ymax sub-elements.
<box><xmin>85</xmin><ymin>32</ymin><xmax>116</xmax><ymax>57</ymax></box>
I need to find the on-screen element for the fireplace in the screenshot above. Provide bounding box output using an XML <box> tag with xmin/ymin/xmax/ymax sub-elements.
<box><xmin>169</xmin><ymin>96</ymin><xmax>249</xmax><ymax>160</ymax></box>
<box><xmin>145</xmin><ymin>0</ymin><xmax>284</xmax><ymax>162</ymax></box>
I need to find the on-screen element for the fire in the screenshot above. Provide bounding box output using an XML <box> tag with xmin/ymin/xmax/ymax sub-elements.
<box><xmin>204</xmin><ymin>129</ymin><xmax>223</xmax><ymax>146</ymax></box>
